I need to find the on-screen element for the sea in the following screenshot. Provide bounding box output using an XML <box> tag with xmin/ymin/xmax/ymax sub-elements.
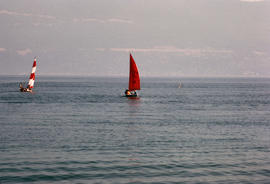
<box><xmin>0</xmin><ymin>76</ymin><xmax>270</xmax><ymax>184</ymax></box>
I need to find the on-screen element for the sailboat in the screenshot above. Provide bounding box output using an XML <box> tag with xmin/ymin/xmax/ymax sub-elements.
<box><xmin>19</xmin><ymin>57</ymin><xmax>37</xmax><ymax>93</ymax></box>
<box><xmin>178</xmin><ymin>82</ymin><xmax>182</xmax><ymax>88</ymax></box>
<box><xmin>124</xmin><ymin>53</ymin><xmax>140</xmax><ymax>97</ymax></box>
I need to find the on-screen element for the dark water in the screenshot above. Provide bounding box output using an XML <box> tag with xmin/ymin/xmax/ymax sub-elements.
<box><xmin>0</xmin><ymin>76</ymin><xmax>270</xmax><ymax>184</ymax></box>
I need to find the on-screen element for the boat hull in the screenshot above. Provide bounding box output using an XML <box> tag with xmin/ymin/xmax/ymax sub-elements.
<box><xmin>20</xmin><ymin>88</ymin><xmax>32</xmax><ymax>93</ymax></box>
<box><xmin>125</xmin><ymin>94</ymin><xmax>138</xmax><ymax>97</ymax></box>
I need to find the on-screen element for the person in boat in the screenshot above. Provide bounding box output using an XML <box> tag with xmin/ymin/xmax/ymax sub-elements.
<box><xmin>125</xmin><ymin>89</ymin><xmax>131</xmax><ymax>96</ymax></box>
<box><xmin>20</xmin><ymin>84</ymin><xmax>31</xmax><ymax>92</ymax></box>
<box><xmin>26</xmin><ymin>85</ymin><xmax>32</xmax><ymax>92</ymax></box>
<box><xmin>125</xmin><ymin>89</ymin><xmax>138</xmax><ymax>97</ymax></box>
<box><xmin>19</xmin><ymin>83</ymin><xmax>23</xmax><ymax>88</ymax></box>
<box><xmin>19</xmin><ymin>83</ymin><xmax>24</xmax><ymax>92</ymax></box>
<box><xmin>19</xmin><ymin>83</ymin><xmax>27</xmax><ymax>92</ymax></box>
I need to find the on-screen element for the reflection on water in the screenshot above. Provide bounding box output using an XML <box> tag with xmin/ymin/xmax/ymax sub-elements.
<box><xmin>126</xmin><ymin>97</ymin><xmax>141</xmax><ymax>116</ymax></box>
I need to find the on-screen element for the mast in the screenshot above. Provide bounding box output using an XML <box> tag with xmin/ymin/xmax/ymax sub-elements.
<box><xmin>28</xmin><ymin>58</ymin><xmax>37</xmax><ymax>89</ymax></box>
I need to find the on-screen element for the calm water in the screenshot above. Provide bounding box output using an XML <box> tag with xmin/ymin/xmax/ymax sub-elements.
<box><xmin>0</xmin><ymin>76</ymin><xmax>270</xmax><ymax>184</ymax></box>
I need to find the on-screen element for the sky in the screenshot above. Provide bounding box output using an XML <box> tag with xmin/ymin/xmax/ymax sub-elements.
<box><xmin>0</xmin><ymin>0</ymin><xmax>270</xmax><ymax>77</ymax></box>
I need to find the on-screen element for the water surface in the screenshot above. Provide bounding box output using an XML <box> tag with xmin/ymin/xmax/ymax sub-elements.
<box><xmin>0</xmin><ymin>76</ymin><xmax>270</xmax><ymax>183</ymax></box>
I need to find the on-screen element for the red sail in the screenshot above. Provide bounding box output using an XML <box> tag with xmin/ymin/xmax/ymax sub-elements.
<box><xmin>129</xmin><ymin>54</ymin><xmax>140</xmax><ymax>91</ymax></box>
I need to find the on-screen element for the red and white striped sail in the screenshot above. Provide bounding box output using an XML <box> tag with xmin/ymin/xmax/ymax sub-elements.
<box><xmin>28</xmin><ymin>58</ymin><xmax>37</xmax><ymax>89</ymax></box>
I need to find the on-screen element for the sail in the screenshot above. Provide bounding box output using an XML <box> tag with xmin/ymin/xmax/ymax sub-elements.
<box><xmin>28</xmin><ymin>58</ymin><xmax>37</xmax><ymax>89</ymax></box>
<box><xmin>129</xmin><ymin>54</ymin><xmax>140</xmax><ymax>91</ymax></box>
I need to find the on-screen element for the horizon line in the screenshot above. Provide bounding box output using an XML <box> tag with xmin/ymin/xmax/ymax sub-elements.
<box><xmin>0</xmin><ymin>74</ymin><xmax>270</xmax><ymax>79</ymax></box>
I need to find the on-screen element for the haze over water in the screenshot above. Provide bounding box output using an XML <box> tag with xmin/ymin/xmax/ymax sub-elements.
<box><xmin>1</xmin><ymin>0</ymin><xmax>270</xmax><ymax>77</ymax></box>
<box><xmin>0</xmin><ymin>76</ymin><xmax>270</xmax><ymax>183</ymax></box>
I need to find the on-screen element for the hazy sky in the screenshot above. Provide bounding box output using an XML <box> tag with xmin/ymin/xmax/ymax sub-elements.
<box><xmin>0</xmin><ymin>0</ymin><xmax>269</xmax><ymax>77</ymax></box>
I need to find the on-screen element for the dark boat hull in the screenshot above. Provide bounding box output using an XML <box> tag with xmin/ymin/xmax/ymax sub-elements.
<box><xmin>125</xmin><ymin>94</ymin><xmax>138</xmax><ymax>97</ymax></box>
<box><xmin>20</xmin><ymin>88</ymin><xmax>32</xmax><ymax>93</ymax></box>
